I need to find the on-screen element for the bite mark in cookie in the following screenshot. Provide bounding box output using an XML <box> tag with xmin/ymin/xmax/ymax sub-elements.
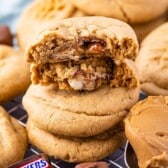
<box><xmin>26</xmin><ymin>17</ymin><xmax>138</xmax><ymax>91</ymax></box>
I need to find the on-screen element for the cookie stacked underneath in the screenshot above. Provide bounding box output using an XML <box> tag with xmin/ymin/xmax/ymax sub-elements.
<box><xmin>125</xmin><ymin>96</ymin><xmax>168</xmax><ymax>168</ymax></box>
<box><xmin>23</xmin><ymin>17</ymin><xmax>140</xmax><ymax>162</ymax></box>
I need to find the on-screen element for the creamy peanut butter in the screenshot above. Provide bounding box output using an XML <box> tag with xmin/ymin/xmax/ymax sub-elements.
<box><xmin>125</xmin><ymin>96</ymin><xmax>168</xmax><ymax>168</ymax></box>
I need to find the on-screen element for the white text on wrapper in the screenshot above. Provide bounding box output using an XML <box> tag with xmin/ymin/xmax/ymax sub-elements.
<box><xmin>20</xmin><ymin>158</ymin><xmax>49</xmax><ymax>168</ymax></box>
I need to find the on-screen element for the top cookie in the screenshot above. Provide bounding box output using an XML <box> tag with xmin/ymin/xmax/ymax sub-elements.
<box><xmin>70</xmin><ymin>0</ymin><xmax>168</xmax><ymax>24</ymax></box>
<box><xmin>135</xmin><ymin>22</ymin><xmax>168</xmax><ymax>95</ymax></box>
<box><xmin>26</xmin><ymin>17</ymin><xmax>138</xmax><ymax>91</ymax></box>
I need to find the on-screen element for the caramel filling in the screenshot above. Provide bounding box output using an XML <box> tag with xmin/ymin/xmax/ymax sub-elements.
<box><xmin>78</xmin><ymin>37</ymin><xmax>106</xmax><ymax>54</ymax></box>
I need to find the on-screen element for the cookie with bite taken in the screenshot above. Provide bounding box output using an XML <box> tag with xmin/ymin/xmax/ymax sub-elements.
<box><xmin>26</xmin><ymin>17</ymin><xmax>139</xmax><ymax>91</ymax></box>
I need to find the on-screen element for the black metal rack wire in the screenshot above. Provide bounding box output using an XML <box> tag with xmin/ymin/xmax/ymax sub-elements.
<box><xmin>2</xmin><ymin>95</ymin><xmax>127</xmax><ymax>168</ymax></box>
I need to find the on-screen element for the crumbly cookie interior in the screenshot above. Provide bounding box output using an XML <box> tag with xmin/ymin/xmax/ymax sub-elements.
<box><xmin>28</xmin><ymin>35</ymin><xmax>136</xmax><ymax>63</ymax></box>
<box><xmin>29</xmin><ymin>36</ymin><xmax>137</xmax><ymax>91</ymax></box>
<box><xmin>33</xmin><ymin>0</ymin><xmax>75</xmax><ymax>20</ymax></box>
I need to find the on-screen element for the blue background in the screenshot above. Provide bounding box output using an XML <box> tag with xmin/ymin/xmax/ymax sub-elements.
<box><xmin>0</xmin><ymin>0</ymin><xmax>33</xmax><ymax>33</ymax></box>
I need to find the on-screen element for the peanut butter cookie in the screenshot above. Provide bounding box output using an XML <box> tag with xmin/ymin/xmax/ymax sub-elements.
<box><xmin>0</xmin><ymin>106</ymin><xmax>27</xmax><ymax>167</ymax></box>
<box><xmin>0</xmin><ymin>45</ymin><xmax>30</xmax><ymax>103</ymax></box>
<box><xmin>132</xmin><ymin>14</ymin><xmax>168</xmax><ymax>42</ymax></box>
<box><xmin>125</xmin><ymin>96</ymin><xmax>168</xmax><ymax>168</ymax></box>
<box><xmin>25</xmin><ymin>17</ymin><xmax>139</xmax><ymax>91</ymax></box>
<box><xmin>17</xmin><ymin>0</ymin><xmax>80</xmax><ymax>51</ymax></box>
<box><xmin>135</xmin><ymin>22</ymin><xmax>168</xmax><ymax>95</ymax></box>
<box><xmin>23</xmin><ymin>83</ymin><xmax>139</xmax><ymax>137</ymax></box>
<box><xmin>27</xmin><ymin>119</ymin><xmax>125</xmax><ymax>163</ymax></box>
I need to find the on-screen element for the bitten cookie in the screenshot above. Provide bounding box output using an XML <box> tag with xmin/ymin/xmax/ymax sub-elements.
<box><xmin>0</xmin><ymin>106</ymin><xmax>27</xmax><ymax>167</ymax></box>
<box><xmin>26</xmin><ymin>16</ymin><xmax>139</xmax><ymax>91</ymax></box>
<box><xmin>0</xmin><ymin>45</ymin><xmax>30</xmax><ymax>103</ymax></box>
<box><xmin>125</xmin><ymin>96</ymin><xmax>168</xmax><ymax>168</ymax></box>
<box><xmin>69</xmin><ymin>0</ymin><xmax>168</xmax><ymax>24</ymax></box>
<box><xmin>17</xmin><ymin>0</ymin><xmax>82</xmax><ymax>51</ymax></box>
<box><xmin>135</xmin><ymin>22</ymin><xmax>168</xmax><ymax>95</ymax></box>
<box><xmin>27</xmin><ymin>119</ymin><xmax>125</xmax><ymax>163</ymax></box>
<box><xmin>23</xmin><ymin>83</ymin><xmax>139</xmax><ymax>137</ymax></box>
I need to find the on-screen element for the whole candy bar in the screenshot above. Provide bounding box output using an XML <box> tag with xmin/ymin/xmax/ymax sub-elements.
<box><xmin>75</xmin><ymin>161</ymin><xmax>109</xmax><ymax>168</ymax></box>
<box><xmin>0</xmin><ymin>25</ymin><xmax>13</xmax><ymax>46</ymax></box>
<box><xmin>7</xmin><ymin>154</ymin><xmax>52</xmax><ymax>168</ymax></box>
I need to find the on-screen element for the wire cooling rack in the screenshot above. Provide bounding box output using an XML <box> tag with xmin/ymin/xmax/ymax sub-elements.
<box><xmin>2</xmin><ymin>94</ymin><xmax>127</xmax><ymax>168</ymax></box>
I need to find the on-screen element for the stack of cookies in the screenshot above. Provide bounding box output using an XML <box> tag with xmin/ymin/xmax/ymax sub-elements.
<box><xmin>23</xmin><ymin>17</ymin><xmax>140</xmax><ymax>162</ymax></box>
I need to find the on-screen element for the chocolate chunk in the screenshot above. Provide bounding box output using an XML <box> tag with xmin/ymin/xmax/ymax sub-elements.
<box><xmin>0</xmin><ymin>25</ymin><xmax>13</xmax><ymax>46</ymax></box>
